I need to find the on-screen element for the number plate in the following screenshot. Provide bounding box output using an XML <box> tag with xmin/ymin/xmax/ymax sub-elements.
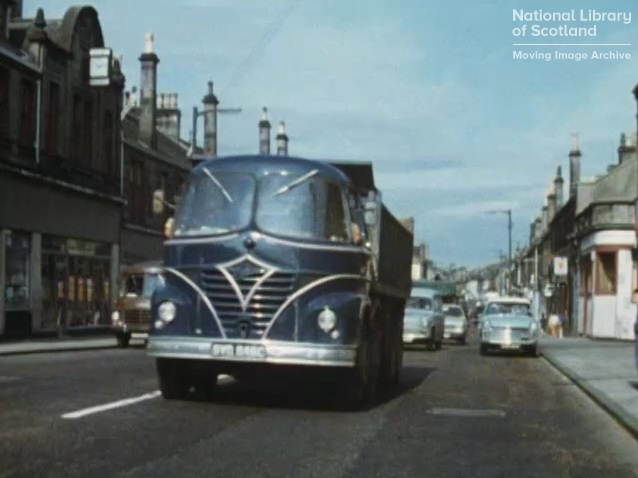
<box><xmin>501</xmin><ymin>343</ymin><xmax>520</xmax><ymax>350</ymax></box>
<box><xmin>210</xmin><ymin>343</ymin><xmax>267</xmax><ymax>359</ymax></box>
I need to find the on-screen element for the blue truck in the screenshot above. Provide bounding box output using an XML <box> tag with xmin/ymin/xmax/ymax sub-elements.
<box><xmin>147</xmin><ymin>154</ymin><xmax>413</xmax><ymax>408</ymax></box>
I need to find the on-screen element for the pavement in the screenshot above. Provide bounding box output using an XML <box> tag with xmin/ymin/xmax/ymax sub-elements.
<box><xmin>0</xmin><ymin>334</ymin><xmax>146</xmax><ymax>355</ymax></box>
<box><xmin>540</xmin><ymin>334</ymin><xmax>638</xmax><ymax>439</ymax></box>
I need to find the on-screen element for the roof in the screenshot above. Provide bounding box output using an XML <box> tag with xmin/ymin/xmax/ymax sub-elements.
<box><xmin>409</xmin><ymin>287</ymin><xmax>439</xmax><ymax>298</ymax></box>
<box><xmin>485</xmin><ymin>296</ymin><xmax>530</xmax><ymax>305</ymax></box>
<box><xmin>123</xmin><ymin>113</ymin><xmax>191</xmax><ymax>171</ymax></box>
<box><xmin>194</xmin><ymin>155</ymin><xmax>354</xmax><ymax>185</ymax></box>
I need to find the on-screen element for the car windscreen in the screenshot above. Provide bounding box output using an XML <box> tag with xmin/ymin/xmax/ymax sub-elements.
<box><xmin>173</xmin><ymin>170</ymin><xmax>255</xmax><ymax>237</ymax></box>
<box><xmin>444</xmin><ymin>307</ymin><xmax>463</xmax><ymax>317</ymax></box>
<box><xmin>255</xmin><ymin>172</ymin><xmax>351</xmax><ymax>242</ymax></box>
<box><xmin>485</xmin><ymin>302</ymin><xmax>531</xmax><ymax>315</ymax></box>
<box><xmin>142</xmin><ymin>273</ymin><xmax>162</xmax><ymax>297</ymax></box>
<box><xmin>407</xmin><ymin>297</ymin><xmax>433</xmax><ymax>310</ymax></box>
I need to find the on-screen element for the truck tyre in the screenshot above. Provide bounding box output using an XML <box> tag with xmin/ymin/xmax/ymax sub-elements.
<box><xmin>116</xmin><ymin>333</ymin><xmax>131</xmax><ymax>348</ymax></box>
<box><xmin>339</xmin><ymin>323</ymin><xmax>379</xmax><ymax>410</ymax></box>
<box><xmin>480</xmin><ymin>343</ymin><xmax>489</xmax><ymax>356</ymax></box>
<box><xmin>427</xmin><ymin>328</ymin><xmax>436</xmax><ymax>351</ymax></box>
<box><xmin>156</xmin><ymin>358</ymin><xmax>191</xmax><ymax>400</ymax></box>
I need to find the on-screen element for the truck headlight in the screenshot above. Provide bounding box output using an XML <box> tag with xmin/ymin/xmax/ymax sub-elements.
<box><xmin>318</xmin><ymin>306</ymin><xmax>337</xmax><ymax>333</ymax></box>
<box><xmin>111</xmin><ymin>311</ymin><xmax>120</xmax><ymax>324</ymax></box>
<box><xmin>158</xmin><ymin>301</ymin><xmax>176</xmax><ymax>323</ymax></box>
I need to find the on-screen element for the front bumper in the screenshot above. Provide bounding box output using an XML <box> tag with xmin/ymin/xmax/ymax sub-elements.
<box><xmin>147</xmin><ymin>336</ymin><xmax>357</xmax><ymax>367</ymax></box>
<box><xmin>402</xmin><ymin>330</ymin><xmax>432</xmax><ymax>344</ymax></box>
<box><xmin>481</xmin><ymin>329</ymin><xmax>537</xmax><ymax>349</ymax></box>
<box><xmin>444</xmin><ymin>327</ymin><xmax>466</xmax><ymax>339</ymax></box>
<box><xmin>111</xmin><ymin>324</ymin><xmax>151</xmax><ymax>335</ymax></box>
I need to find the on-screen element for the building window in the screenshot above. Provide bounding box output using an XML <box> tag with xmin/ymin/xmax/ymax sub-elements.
<box><xmin>71</xmin><ymin>94</ymin><xmax>82</xmax><ymax>161</ymax></box>
<box><xmin>597</xmin><ymin>251</ymin><xmax>617</xmax><ymax>295</ymax></box>
<box><xmin>0</xmin><ymin>67</ymin><xmax>10</xmax><ymax>138</ymax></box>
<box><xmin>18</xmin><ymin>80</ymin><xmax>35</xmax><ymax>147</ymax></box>
<box><xmin>83</xmin><ymin>99</ymin><xmax>93</xmax><ymax>164</ymax></box>
<box><xmin>103</xmin><ymin>110</ymin><xmax>114</xmax><ymax>174</ymax></box>
<box><xmin>5</xmin><ymin>231</ymin><xmax>30</xmax><ymax>310</ymax></box>
<box><xmin>46</xmin><ymin>82</ymin><xmax>60</xmax><ymax>154</ymax></box>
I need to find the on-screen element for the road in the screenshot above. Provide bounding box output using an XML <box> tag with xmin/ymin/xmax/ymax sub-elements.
<box><xmin>2</xmin><ymin>332</ymin><xmax>638</xmax><ymax>478</ymax></box>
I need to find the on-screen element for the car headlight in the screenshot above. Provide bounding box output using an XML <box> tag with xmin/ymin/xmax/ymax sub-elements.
<box><xmin>111</xmin><ymin>311</ymin><xmax>120</xmax><ymax>324</ymax></box>
<box><xmin>158</xmin><ymin>301</ymin><xmax>176</xmax><ymax>323</ymax></box>
<box><xmin>529</xmin><ymin>321</ymin><xmax>538</xmax><ymax>334</ymax></box>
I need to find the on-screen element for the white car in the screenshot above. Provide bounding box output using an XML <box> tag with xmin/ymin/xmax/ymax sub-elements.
<box><xmin>442</xmin><ymin>304</ymin><xmax>469</xmax><ymax>344</ymax></box>
<box><xmin>402</xmin><ymin>287</ymin><xmax>445</xmax><ymax>351</ymax></box>
<box><xmin>478</xmin><ymin>297</ymin><xmax>538</xmax><ymax>356</ymax></box>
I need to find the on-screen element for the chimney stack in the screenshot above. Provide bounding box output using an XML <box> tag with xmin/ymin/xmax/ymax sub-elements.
<box><xmin>617</xmin><ymin>132</ymin><xmax>636</xmax><ymax>164</ymax></box>
<box><xmin>569</xmin><ymin>133</ymin><xmax>581</xmax><ymax>198</ymax></box>
<box><xmin>541</xmin><ymin>202</ymin><xmax>549</xmax><ymax>232</ymax></box>
<box><xmin>554</xmin><ymin>165</ymin><xmax>564</xmax><ymax>209</ymax></box>
<box><xmin>259</xmin><ymin>107</ymin><xmax>271</xmax><ymax>155</ymax></box>
<box><xmin>202</xmin><ymin>81</ymin><xmax>219</xmax><ymax>156</ymax></box>
<box><xmin>547</xmin><ymin>181</ymin><xmax>556</xmax><ymax>225</ymax></box>
<box><xmin>276</xmin><ymin>121</ymin><xmax>288</xmax><ymax>156</ymax></box>
<box><xmin>139</xmin><ymin>32</ymin><xmax>159</xmax><ymax>150</ymax></box>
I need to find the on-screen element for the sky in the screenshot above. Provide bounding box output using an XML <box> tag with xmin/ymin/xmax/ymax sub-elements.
<box><xmin>26</xmin><ymin>0</ymin><xmax>638</xmax><ymax>268</ymax></box>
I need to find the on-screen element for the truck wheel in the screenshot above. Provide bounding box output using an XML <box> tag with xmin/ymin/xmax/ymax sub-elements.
<box><xmin>116</xmin><ymin>333</ymin><xmax>131</xmax><ymax>348</ymax></box>
<box><xmin>339</xmin><ymin>324</ymin><xmax>379</xmax><ymax>410</ymax></box>
<box><xmin>480</xmin><ymin>344</ymin><xmax>489</xmax><ymax>356</ymax></box>
<box><xmin>191</xmin><ymin>369</ymin><xmax>218</xmax><ymax>399</ymax></box>
<box><xmin>156</xmin><ymin>358</ymin><xmax>191</xmax><ymax>400</ymax></box>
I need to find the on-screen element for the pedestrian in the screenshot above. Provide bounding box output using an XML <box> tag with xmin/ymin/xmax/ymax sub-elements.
<box><xmin>540</xmin><ymin>313</ymin><xmax>547</xmax><ymax>334</ymax></box>
<box><xmin>548</xmin><ymin>313</ymin><xmax>560</xmax><ymax>337</ymax></box>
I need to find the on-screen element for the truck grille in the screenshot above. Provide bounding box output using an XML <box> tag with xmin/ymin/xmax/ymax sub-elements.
<box><xmin>124</xmin><ymin>310</ymin><xmax>151</xmax><ymax>326</ymax></box>
<box><xmin>200</xmin><ymin>269</ymin><xmax>295</xmax><ymax>338</ymax></box>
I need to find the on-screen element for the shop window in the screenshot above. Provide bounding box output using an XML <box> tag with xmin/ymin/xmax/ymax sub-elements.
<box><xmin>597</xmin><ymin>251</ymin><xmax>617</xmax><ymax>295</ymax></box>
<box><xmin>5</xmin><ymin>232</ymin><xmax>30</xmax><ymax>310</ymax></box>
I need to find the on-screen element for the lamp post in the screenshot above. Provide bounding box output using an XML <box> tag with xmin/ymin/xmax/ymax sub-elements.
<box><xmin>485</xmin><ymin>209</ymin><xmax>513</xmax><ymax>292</ymax></box>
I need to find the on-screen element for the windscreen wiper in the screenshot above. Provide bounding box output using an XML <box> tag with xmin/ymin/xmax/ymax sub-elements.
<box><xmin>203</xmin><ymin>168</ymin><xmax>233</xmax><ymax>203</ymax></box>
<box><xmin>273</xmin><ymin>169</ymin><xmax>319</xmax><ymax>197</ymax></box>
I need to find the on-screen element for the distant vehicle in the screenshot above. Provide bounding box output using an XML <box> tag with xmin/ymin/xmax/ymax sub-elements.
<box><xmin>403</xmin><ymin>287</ymin><xmax>445</xmax><ymax>350</ymax></box>
<box><xmin>478</xmin><ymin>297</ymin><xmax>532</xmax><ymax>332</ymax></box>
<box><xmin>111</xmin><ymin>261</ymin><xmax>162</xmax><ymax>347</ymax></box>
<box><xmin>479</xmin><ymin>311</ymin><xmax>539</xmax><ymax>357</ymax></box>
<box><xmin>442</xmin><ymin>304</ymin><xmax>468</xmax><ymax>344</ymax></box>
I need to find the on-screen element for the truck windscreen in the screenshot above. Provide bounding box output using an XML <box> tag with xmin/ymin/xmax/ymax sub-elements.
<box><xmin>256</xmin><ymin>173</ymin><xmax>351</xmax><ymax>242</ymax></box>
<box><xmin>173</xmin><ymin>170</ymin><xmax>255</xmax><ymax>237</ymax></box>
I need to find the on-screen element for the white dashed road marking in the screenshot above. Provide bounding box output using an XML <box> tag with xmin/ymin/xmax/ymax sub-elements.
<box><xmin>427</xmin><ymin>407</ymin><xmax>507</xmax><ymax>418</ymax></box>
<box><xmin>61</xmin><ymin>374</ymin><xmax>234</xmax><ymax>419</ymax></box>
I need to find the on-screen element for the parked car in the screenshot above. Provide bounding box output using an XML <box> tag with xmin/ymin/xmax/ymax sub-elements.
<box><xmin>442</xmin><ymin>304</ymin><xmax>469</xmax><ymax>344</ymax></box>
<box><xmin>111</xmin><ymin>261</ymin><xmax>162</xmax><ymax>347</ymax></box>
<box><xmin>402</xmin><ymin>287</ymin><xmax>445</xmax><ymax>351</ymax></box>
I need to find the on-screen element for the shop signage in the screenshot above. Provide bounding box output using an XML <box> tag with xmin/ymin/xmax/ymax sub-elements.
<box><xmin>553</xmin><ymin>256</ymin><xmax>568</xmax><ymax>276</ymax></box>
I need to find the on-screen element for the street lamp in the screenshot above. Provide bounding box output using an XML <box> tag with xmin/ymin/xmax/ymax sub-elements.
<box><xmin>485</xmin><ymin>209</ymin><xmax>513</xmax><ymax>291</ymax></box>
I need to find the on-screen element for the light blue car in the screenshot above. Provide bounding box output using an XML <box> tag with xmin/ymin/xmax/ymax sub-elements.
<box><xmin>402</xmin><ymin>287</ymin><xmax>445</xmax><ymax>351</ymax></box>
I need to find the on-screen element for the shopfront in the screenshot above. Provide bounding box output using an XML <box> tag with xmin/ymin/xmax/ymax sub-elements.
<box><xmin>40</xmin><ymin>235</ymin><xmax>112</xmax><ymax>330</ymax></box>
<box><xmin>3</xmin><ymin>230</ymin><xmax>31</xmax><ymax>335</ymax></box>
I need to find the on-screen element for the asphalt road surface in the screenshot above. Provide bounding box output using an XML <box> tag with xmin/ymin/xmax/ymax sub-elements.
<box><xmin>2</xmin><ymin>331</ymin><xmax>638</xmax><ymax>478</ymax></box>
